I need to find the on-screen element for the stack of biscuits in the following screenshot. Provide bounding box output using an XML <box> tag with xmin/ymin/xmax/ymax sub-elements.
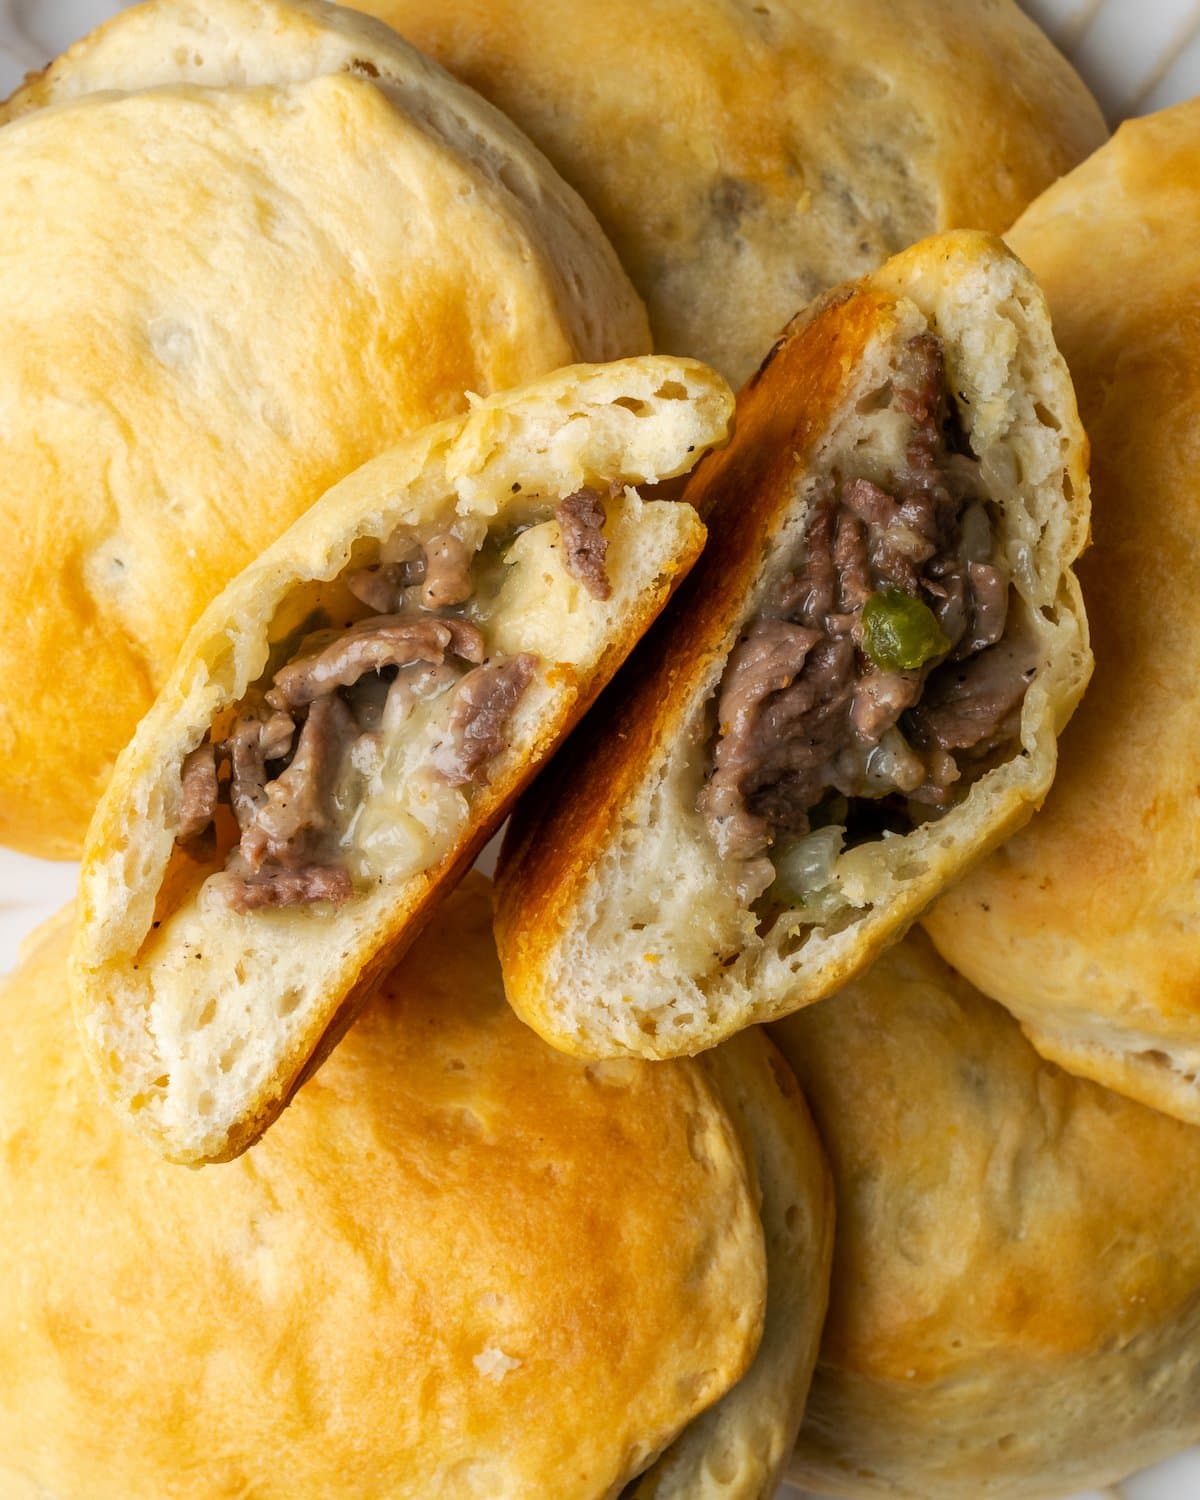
<box><xmin>3</xmin><ymin>3</ymin><xmax>1198</xmax><ymax>1497</ymax></box>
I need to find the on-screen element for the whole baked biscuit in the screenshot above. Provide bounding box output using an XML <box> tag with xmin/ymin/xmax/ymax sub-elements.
<box><xmin>349</xmin><ymin>0</ymin><xmax>1106</xmax><ymax>384</ymax></box>
<box><xmin>775</xmin><ymin>932</ymin><xmax>1200</xmax><ymax>1499</ymax></box>
<box><xmin>0</xmin><ymin>875</ymin><xmax>831</xmax><ymax>1498</ymax></box>
<box><xmin>924</xmin><ymin>98</ymin><xmax>1200</xmax><ymax>1125</ymax></box>
<box><xmin>0</xmin><ymin>0</ymin><xmax>647</xmax><ymax>858</ymax></box>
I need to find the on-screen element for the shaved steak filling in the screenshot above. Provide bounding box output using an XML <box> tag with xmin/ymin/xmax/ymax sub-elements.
<box><xmin>175</xmin><ymin>520</ymin><xmax>553</xmax><ymax>912</ymax></box>
<box><xmin>556</xmin><ymin>487</ymin><xmax>611</xmax><ymax>599</ymax></box>
<box><xmin>699</xmin><ymin>333</ymin><xmax>1036</xmax><ymax>906</ymax></box>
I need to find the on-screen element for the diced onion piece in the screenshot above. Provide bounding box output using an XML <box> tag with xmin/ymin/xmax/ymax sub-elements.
<box><xmin>771</xmin><ymin>825</ymin><xmax>845</xmax><ymax>905</ymax></box>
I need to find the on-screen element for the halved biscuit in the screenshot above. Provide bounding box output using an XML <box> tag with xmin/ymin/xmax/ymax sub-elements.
<box><xmin>496</xmin><ymin>232</ymin><xmax>1091</xmax><ymax>1058</ymax></box>
<box><xmin>72</xmin><ymin>357</ymin><xmax>729</xmax><ymax>1163</ymax></box>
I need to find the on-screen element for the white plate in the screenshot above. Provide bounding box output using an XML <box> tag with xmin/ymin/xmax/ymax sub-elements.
<box><xmin>1</xmin><ymin>4</ymin><xmax>1197</xmax><ymax>1496</ymax></box>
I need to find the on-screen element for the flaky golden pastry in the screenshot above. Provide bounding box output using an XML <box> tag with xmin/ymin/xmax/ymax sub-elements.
<box><xmin>0</xmin><ymin>877</ymin><xmax>788</xmax><ymax>1499</ymax></box>
<box><xmin>346</xmin><ymin>0</ymin><xmax>1105</xmax><ymax>385</ymax></box>
<box><xmin>924</xmin><ymin>100</ymin><xmax>1200</xmax><ymax>1125</ymax></box>
<box><xmin>495</xmin><ymin>233</ymin><xmax>1091</xmax><ymax>1060</ymax></box>
<box><xmin>73</xmin><ymin>358</ymin><xmax>729</xmax><ymax>1164</ymax></box>
<box><xmin>774</xmin><ymin>932</ymin><xmax>1200</xmax><ymax>1499</ymax></box>
<box><xmin>0</xmin><ymin>0</ymin><xmax>647</xmax><ymax>859</ymax></box>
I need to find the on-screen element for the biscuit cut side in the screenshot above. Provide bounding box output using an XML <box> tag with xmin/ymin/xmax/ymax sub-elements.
<box><xmin>497</xmin><ymin>235</ymin><xmax>1091</xmax><ymax>1058</ymax></box>
<box><xmin>73</xmin><ymin>358</ymin><xmax>729</xmax><ymax>1162</ymax></box>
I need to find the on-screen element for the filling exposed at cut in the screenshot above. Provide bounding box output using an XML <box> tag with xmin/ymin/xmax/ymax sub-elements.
<box><xmin>176</xmin><ymin>489</ymin><xmax>612</xmax><ymax>912</ymax></box>
<box><xmin>698</xmin><ymin>334</ymin><xmax>1036</xmax><ymax>906</ymax></box>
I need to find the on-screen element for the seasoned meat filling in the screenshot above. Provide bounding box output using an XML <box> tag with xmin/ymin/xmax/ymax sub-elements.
<box><xmin>177</xmin><ymin>743</ymin><xmax>219</xmax><ymax>843</ymax></box>
<box><xmin>266</xmin><ymin>617</ymin><xmax>486</xmax><ymax>710</ymax></box>
<box><xmin>176</xmin><ymin>521</ymin><xmax>550</xmax><ymax>913</ymax></box>
<box><xmin>436</xmin><ymin>654</ymin><xmax>538</xmax><ymax>786</ymax></box>
<box><xmin>556</xmin><ymin>486</ymin><xmax>611</xmax><ymax>599</ymax></box>
<box><xmin>699</xmin><ymin>334</ymin><xmax>1033</xmax><ymax>904</ymax></box>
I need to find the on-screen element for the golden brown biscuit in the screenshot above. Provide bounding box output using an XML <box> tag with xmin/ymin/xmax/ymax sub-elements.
<box><xmin>0</xmin><ymin>876</ymin><xmax>808</xmax><ymax>1499</ymax></box>
<box><xmin>923</xmin><ymin>100</ymin><xmax>1200</xmax><ymax>1125</ymax></box>
<box><xmin>0</xmin><ymin>0</ymin><xmax>647</xmax><ymax>859</ymax></box>
<box><xmin>72</xmin><ymin>357</ymin><xmax>730</xmax><ymax>1164</ymax></box>
<box><xmin>342</xmin><ymin>0</ymin><xmax>1105</xmax><ymax>385</ymax></box>
<box><xmin>495</xmin><ymin>233</ymin><xmax>1091</xmax><ymax>1059</ymax></box>
<box><xmin>774</xmin><ymin>932</ymin><xmax>1200</xmax><ymax>1499</ymax></box>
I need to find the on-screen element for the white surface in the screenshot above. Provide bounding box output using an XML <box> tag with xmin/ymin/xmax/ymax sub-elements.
<box><xmin>1</xmin><ymin>2</ymin><xmax>1197</xmax><ymax>1497</ymax></box>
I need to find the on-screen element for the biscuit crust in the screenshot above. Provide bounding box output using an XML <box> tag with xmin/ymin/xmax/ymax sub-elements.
<box><xmin>776</xmin><ymin>932</ymin><xmax>1200</xmax><ymax>1499</ymax></box>
<box><xmin>2</xmin><ymin>879</ymin><xmax>773</xmax><ymax>1499</ymax></box>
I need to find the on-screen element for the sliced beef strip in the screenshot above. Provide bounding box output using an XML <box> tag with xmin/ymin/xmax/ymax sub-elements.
<box><xmin>177</xmin><ymin>743</ymin><xmax>219</xmax><ymax>842</ymax></box>
<box><xmin>833</xmin><ymin>511</ymin><xmax>872</xmax><ymax>612</ymax></box>
<box><xmin>777</xmin><ymin>492</ymin><xmax>837</xmax><ymax>623</ymax></box>
<box><xmin>895</xmin><ymin>331</ymin><xmax>946</xmax><ymax>473</ymax></box>
<box><xmin>907</xmin><ymin>635</ymin><xmax>1038</xmax><ymax>761</ymax></box>
<box><xmin>211</xmin><ymin>861</ymin><xmax>353</xmax><ymax>913</ymax></box>
<box><xmin>239</xmin><ymin>695</ymin><xmax>357</xmax><ymax>874</ymax></box>
<box><xmin>420</xmin><ymin>532</ymin><xmax>475</xmax><ymax>610</ymax></box>
<box><xmin>266</xmin><ymin>616</ymin><xmax>485</xmax><ymax>711</ymax></box>
<box><xmin>556</xmin><ymin>487</ymin><xmax>611</xmax><ymax>600</ymax></box>
<box><xmin>346</xmin><ymin>558</ymin><xmax>425</xmax><ymax>613</ymax></box>
<box><xmin>227</xmin><ymin>709</ymin><xmax>296</xmax><ymax>829</ymax></box>
<box><xmin>740</xmin><ymin>636</ymin><xmax>859</xmax><ymax>838</ymax></box>
<box><xmin>698</xmin><ymin>620</ymin><xmax>822</xmax><ymax>862</ymax></box>
<box><xmin>436</xmin><ymin>654</ymin><xmax>537</xmax><ymax>787</ymax></box>
<box><xmin>963</xmin><ymin>561</ymin><xmax>1008</xmax><ymax>652</ymax></box>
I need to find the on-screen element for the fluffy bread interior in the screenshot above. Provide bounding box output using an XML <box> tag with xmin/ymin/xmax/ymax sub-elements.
<box><xmin>514</xmin><ymin>242</ymin><xmax>1090</xmax><ymax>1056</ymax></box>
<box><xmin>72</xmin><ymin>359</ymin><xmax>728</xmax><ymax>1162</ymax></box>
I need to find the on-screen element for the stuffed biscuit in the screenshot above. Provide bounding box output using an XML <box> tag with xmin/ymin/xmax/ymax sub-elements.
<box><xmin>72</xmin><ymin>358</ymin><xmax>729</xmax><ymax>1164</ymax></box>
<box><xmin>0</xmin><ymin>0</ymin><xmax>647</xmax><ymax>858</ymax></box>
<box><xmin>776</xmin><ymin>933</ymin><xmax>1200</xmax><ymax>1499</ymax></box>
<box><xmin>3</xmin><ymin>877</ymin><xmax>832</xmax><ymax>1499</ymax></box>
<box><xmin>924</xmin><ymin>101</ymin><xmax>1200</xmax><ymax>1125</ymax></box>
<box><xmin>351</xmin><ymin>0</ymin><xmax>1105</xmax><ymax>384</ymax></box>
<box><xmin>497</xmin><ymin>232</ymin><xmax>1091</xmax><ymax>1058</ymax></box>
